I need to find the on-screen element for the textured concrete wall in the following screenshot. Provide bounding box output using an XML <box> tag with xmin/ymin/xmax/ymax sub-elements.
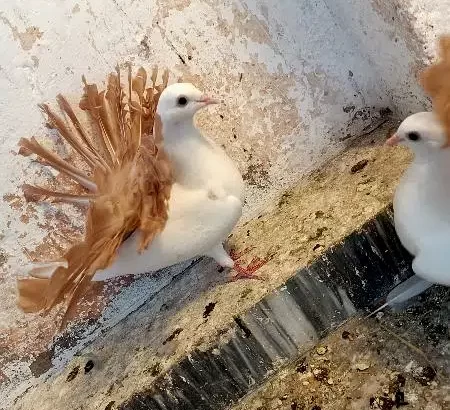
<box><xmin>0</xmin><ymin>0</ymin><xmax>445</xmax><ymax>407</ymax></box>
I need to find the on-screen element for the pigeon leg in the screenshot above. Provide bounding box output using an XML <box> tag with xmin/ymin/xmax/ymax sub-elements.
<box><xmin>206</xmin><ymin>244</ymin><xmax>267</xmax><ymax>281</ymax></box>
<box><xmin>229</xmin><ymin>248</ymin><xmax>267</xmax><ymax>281</ymax></box>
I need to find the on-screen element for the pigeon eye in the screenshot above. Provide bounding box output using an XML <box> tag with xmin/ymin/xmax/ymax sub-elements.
<box><xmin>407</xmin><ymin>131</ymin><xmax>420</xmax><ymax>141</ymax></box>
<box><xmin>177</xmin><ymin>96</ymin><xmax>188</xmax><ymax>106</ymax></box>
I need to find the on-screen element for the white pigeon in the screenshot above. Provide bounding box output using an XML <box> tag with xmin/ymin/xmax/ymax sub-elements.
<box><xmin>17</xmin><ymin>71</ymin><xmax>266</xmax><ymax>321</ymax></box>
<box><xmin>95</xmin><ymin>83</ymin><xmax>263</xmax><ymax>281</ymax></box>
<box><xmin>383</xmin><ymin>111</ymin><xmax>450</xmax><ymax>305</ymax></box>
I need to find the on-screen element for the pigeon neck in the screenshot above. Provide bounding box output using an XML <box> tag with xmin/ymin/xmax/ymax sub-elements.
<box><xmin>160</xmin><ymin>118</ymin><xmax>198</xmax><ymax>145</ymax></box>
<box><xmin>413</xmin><ymin>146</ymin><xmax>450</xmax><ymax>167</ymax></box>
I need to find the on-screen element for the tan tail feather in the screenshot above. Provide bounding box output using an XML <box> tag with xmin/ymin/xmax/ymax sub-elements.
<box><xmin>18</xmin><ymin>137</ymin><xmax>97</xmax><ymax>191</ymax></box>
<box><xmin>28</xmin><ymin>260</ymin><xmax>68</xmax><ymax>279</ymax></box>
<box><xmin>18</xmin><ymin>66</ymin><xmax>173</xmax><ymax>330</ymax></box>
<box><xmin>79</xmin><ymin>78</ymin><xmax>116</xmax><ymax>165</ymax></box>
<box><xmin>39</xmin><ymin>103</ymin><xmax>99</xmax><ymax>169</ymax></box>
<box><xmin>421</xmin><ymin>35</ymin><xmax>450</xmax><ymax>142</ymax></box>
<box><xmin>56</xmin><ymin>95</ymin><xmax>110</xmax><ymax>172</ymax></box>
<box><xmin>22</xmin><ymin>184</ymin><xmax>93</xmax><ymax>205</ymax></box>
<box><xmin>17</xmin><ymin>277</ymin><xmax>49</xmax><ymax>313</ymax></box>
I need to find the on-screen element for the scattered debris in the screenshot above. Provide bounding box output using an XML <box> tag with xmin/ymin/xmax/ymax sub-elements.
<box><xmin>312</xmin><ymin>367</ymin><xmax>329</xmax><ymax>382</ymax></box>
<box><xmin>312</xmin><ymin>243</ymin><xmax>323</xmax><ymax>251</ymax></box>
<box><xmin>84</xmin><ymin>360</ymin><xmax>94</xmax><ymax>374</ymax></box>
<box><xmin>394</xmin><ymin>391</ymin><xmax>408</xmax><ymax>407</ymax></box>
<box><xmin>144</xmin><ymin>362</ymin><xmax>162</xmax><ymax>377</ymax></box>
<box><xmin>104</xmin><ymin>401</ymin><xmax>115</xmax><ymax>410</ymax></box>
<box><xmin>314</xmin><ymin>210</ymin><xmax>324</xmax><ymax>219</ymax></box>
<box><xmin>316</xmin><ymin>346</ymin><xmax>327</xmax><ymax>355</ymax></box>
<box><xmin>355</xmin><ymin>362</ymin><xmax>370</xmax><ymax>371</ymax></box>
<box><xmin>341</xmin><ymin>330</ymin><xmax>353</xmax><ymax>340</ymax></box>
<box><xmin>66</xmin><ymin>366</ymin><xmax>80</xmax><ymax>382</ymax></box>
<box><xmin>369</xmin><ymin>396</ymin><xmax>395</xmax><ymax>410</ymax></box>
<box><xmin>162</xmin><ymin>328</ymin><xmax>183</xmax><ymax>345</ymax></box>
<box><xmin>412</xmin><ymin>366</ymin><xmax>436</xmax><ymax>386</ymax></box>
<box><xmin>278</xmin><ymin>192</ymin><xmax>292</xmax><ymax>207</ymax></box>
<box><xmin>202</xmin><ymin>302</ymin><xmax>216</xmax><ymax>319</ymax></box>
<box><xmin>351</xmin><ymin>159</ymin><xmax>369</xmax><ymax>173</ymax></box>
<box><xmin>296</xmin><ymin>359</ymin><xmax>308</xmax><ymax>373</ymax></box>
<box><xmin>240</xmin><ymin>288</ymin><xmax>253</xmax><ymax>299</ymax></box>
<box><xmin>0</xmin><ymin>248</ymin><xmax>8</xmax><ymax>267</ymax></box>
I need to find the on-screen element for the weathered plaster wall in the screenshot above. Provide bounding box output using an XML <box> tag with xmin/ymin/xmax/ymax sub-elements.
<box><xmin>0</xmin><ymin>0</ymin><xmax>445</xmax><ymax>408</ymax></box>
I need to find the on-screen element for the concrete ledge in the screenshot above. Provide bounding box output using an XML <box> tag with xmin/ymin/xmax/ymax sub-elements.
<box><xmin>118</xmin><ymin>207</ymin><xmax>412</xmax><ymax>410</ymax></box>
<box><xmin>12</xmin><ymin>123</ymin><xmax>422</xmax><ymax>410</ymax></box>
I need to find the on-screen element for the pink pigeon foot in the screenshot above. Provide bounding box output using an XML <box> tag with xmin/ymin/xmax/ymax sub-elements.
<box><xmin>228</xmin><ymin>248</ymin><xmax>267</xmax><ymax>281</ymax></box>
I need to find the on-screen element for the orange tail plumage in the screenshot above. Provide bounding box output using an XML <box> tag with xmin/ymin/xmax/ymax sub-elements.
<box><xmin>421</xmin><ymin>35</ymin><xmax>450</xmax><ymax>143</ymax></box>
<box><xmin>17</xmin><ymin>66</ymin><xmax>173</xmax><ymax>328</ymax></box>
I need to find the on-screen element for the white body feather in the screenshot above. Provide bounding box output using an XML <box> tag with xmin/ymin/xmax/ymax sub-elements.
<box><xmin>94</xmin><ymin>122</ymin><xmax>244</xmax><ymax>281</ymax></box>
<box><xmin>394</xmin><ymin>148</ymin><xmax>450</xmax><ymax>286</ymax></box>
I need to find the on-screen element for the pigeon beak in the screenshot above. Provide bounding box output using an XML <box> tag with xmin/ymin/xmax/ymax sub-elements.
<box><xmin>198</xmin><ymin>96</ymin><xmax>219</xmax><ymax>106</ymax></box>
<box><xmin>385</xmin><ymin>133</ymin><xmax>402</xmax><ymax>146</ymax></box>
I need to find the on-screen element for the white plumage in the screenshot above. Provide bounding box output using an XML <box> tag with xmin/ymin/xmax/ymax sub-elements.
<box><xmin>95</xmin><ymin>83</ymin><xmax>250</xmax><ymax>281</ymax></box>
<box><xmin>384</xmin><ymin>111</ymin><xmax>450</xmax><ymax>305</ymax></box>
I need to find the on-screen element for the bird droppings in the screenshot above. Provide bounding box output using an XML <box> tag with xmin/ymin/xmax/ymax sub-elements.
<box><xmin>350</xmin><ymin>159</ymin><xmax>369</xmax><ymax>173</ymax></box>
<box><xmin>66</xmin><ymin>366</ymin><xmax>80</xmax><ymax>382</ymax></box>
<box><xmin>162</xmin><ymin>328</ymin><xmax>183</xmax><ymax>345</ymax></box>
<box><xmin>202</xmin><ymin>302</ymin><xmax>216</xmax><ymax>318</ymax></box>
<box><xmin>84</xmin><ymin>360</ymin><xmax>94</xmax><ymax>374</ymax></box>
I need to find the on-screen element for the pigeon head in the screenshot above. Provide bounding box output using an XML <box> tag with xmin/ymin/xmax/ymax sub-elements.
<box><xmin>385</xmin><ymin>112</ymin><xmax>449</xmax><ymax>155</ymax></box>
<box><xmin>156</xmin><ymin>83</ymin><xmax>218</xmax><ymax>123</ymax></box>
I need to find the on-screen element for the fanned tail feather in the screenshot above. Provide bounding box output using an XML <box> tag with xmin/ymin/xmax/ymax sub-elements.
<box><xmin>18</xmin><ymin>137</ymin><xmax>97</xmax><ymax>191</ymax></box>
<box><xmin>17</xmin><ymin>66</ymin><xmax>173</xmax><ymax>329</ymax></box>
<box><xmin>22</xmin><ymin>184</ymin><xmax>92</xmax><ymax>206</ymax></box>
